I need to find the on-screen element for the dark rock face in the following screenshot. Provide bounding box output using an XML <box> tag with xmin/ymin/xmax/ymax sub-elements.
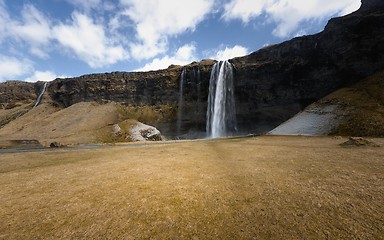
<box><xmin>1</xmin><ymin>1</ymin><xmax>384</xmax><ymax>138</ymax></box>
<box><xmin>360</xmin><ymin>0</ymin><xmax>384</xmax><ymax>11</ymax></box>
<box><xmin>48</xmin><ymin>60</ymin><xmax>214</xmax><ymax>108</ymax></box>
<box><xmin>46</xmin><ymin>60</ymin><xmax>214</xmax><ymax>138</ymax></box>
<box><xmin>0</xmin><ymin>81</ymin><xmax>37</xmax><ymax>108</ymax></box>
<box><xmin>50</xmin><ymin>71</ymin><xmax>179</xmax><ymax>107</ymax></box>
<box><xmin>231</xmin><ymin>0</ymin><xmax>384</xmax><ymax>133</ymax></box>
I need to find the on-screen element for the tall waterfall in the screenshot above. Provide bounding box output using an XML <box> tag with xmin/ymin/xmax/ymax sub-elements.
<box><xmin>34</xmin><ymin>82</ymin><xmax>48</xmax><ymax>108</ymax></box>
<box><xmin>206</xmin><ymin>61</ymin><xmax>237</xmax><ymax>138</ymax></box>
<box><xmin>177</xmin><ymin>68</ymin><xmax>186</xmax><ymax>135</ymax></box>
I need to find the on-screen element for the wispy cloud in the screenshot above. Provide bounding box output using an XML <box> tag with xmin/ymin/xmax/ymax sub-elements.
<box><xmin>135</xmin><ymin>44</ymin><xmax>197</xmax><ymax>71</ymax></box>
<box><xmin>25</xmin><ymin>70</ymin><xmax>67</xmax><ymax>82</ymax></box>
<box><xmin>0</xmin><ymin>54</ymin><xmax>66</xmax><ymax>82</ymax></box>
<box><xmin>64</xmin><ymin>0</ymin><xmax>116</xmax><ymax>12</ymax></box>
<box><xmin>52</xmin><ymin>12</ymin><xmax>129</xmax><ymax>68</ymax></box>
<box><xmin>0</xmin><ymin>55</ymin><xmax>33</xmax><ymax>82</ymax></box>
<box><xmin>222</xmin><ymin>0</ymin><xmax>361</xmax><ymax>37</ymax></box>
<box><xmin>0</xmin><ymin>4</ymin><xmax>52</xmax><ymax>58</ymax></box>
<box><xmin>205</xmin><ymin>45</ymin><xmax>249</xmax><ymax>61</ymax></box>
<box><xmin>214</xmin><ymin>45</ymin><xmax>249</xmax><ymax>60</ymax></box>
<box><xmin>120</xmin><ymin>0</ymin><xmax>214</xmax><ymax>60</ymax></box>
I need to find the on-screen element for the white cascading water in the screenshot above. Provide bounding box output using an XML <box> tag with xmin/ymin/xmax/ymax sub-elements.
<box><xmin>206</xmin><ymin>60</ymin><xmax>237</xmax><ymax>138</ymax></box>
<box><xmin>177</xmin><ymin>68</ymin><xmax>186</xmax><ymax>135</ymax></box>
<box><xmin>34</xmin><ymin>82</ymin><xmax>48</xmax><ymax>108</ymax></box>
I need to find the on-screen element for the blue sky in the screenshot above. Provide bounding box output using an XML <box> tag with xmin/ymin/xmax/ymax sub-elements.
<box><xmin>0</xmin><ymin>0</ymin><xmax>360</xmax><ymax>82</ymax></box>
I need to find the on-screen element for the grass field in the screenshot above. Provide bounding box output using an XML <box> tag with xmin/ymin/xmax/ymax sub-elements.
<box><xmin>0</xmin><ymin>136</ymin><xmax>383</xmax><ymax>239</ymax></box>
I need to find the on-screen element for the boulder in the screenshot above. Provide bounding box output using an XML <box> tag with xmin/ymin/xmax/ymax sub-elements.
<box><xmin>129</xmin><ymin>122</ymin><xmax>162</xmax><ymax>141</ymax></box>
<box><xmin>339</xmin><ymin>137</ymin><xmax>380</xmax><ymax>147</ymax></box>
<box><xmin>50</xmin><ymin>141</ymin><xmax>63</xmax><ymax>148</ymax></box>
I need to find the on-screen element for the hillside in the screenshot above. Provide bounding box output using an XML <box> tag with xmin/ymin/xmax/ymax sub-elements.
<box><xmin>0</xmin><ymin>102</ymin><xmax>118</xmax><ymax>146</ymax></box>
<box><xmin>269</xmin><ymin>70</ymin><xmax>384</xmax><ymax>136</ymax></box>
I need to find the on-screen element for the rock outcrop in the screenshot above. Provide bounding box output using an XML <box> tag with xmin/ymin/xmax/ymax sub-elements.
<box><xmin>340</xmin><ymin>137</ymin><xmax>380</xmax><ymax>147</ymax></box>
<box><xmin>0</xmin><ymin>81</ymin><xmax>37</xmax><ymax>109</ymax></box>
<box><xmin>129</xmin><ymin>122</ymin><xmax>162</xmax><ymax>141</ymax></box>
<box><xmin>1</xmin><ymin>0</ymin><xmax>383</xmax><ymax>138</ymax></box>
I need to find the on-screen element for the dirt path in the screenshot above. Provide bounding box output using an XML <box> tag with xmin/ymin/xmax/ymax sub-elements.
<box><xmin>0</xmin><ymin>136</ymin><xmax>383</xmax><ymax>239</ymax></box>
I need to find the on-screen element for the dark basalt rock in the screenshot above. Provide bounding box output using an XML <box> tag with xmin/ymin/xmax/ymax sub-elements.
<box><xmin>1</xmin><ymin>0</ymin><xmax>384</xmax><ymax>137</ymax></box>
<box><xmin>50</xmin><ymin>141</ymin><xmax>64</xmax><ymax>148</ymax></box>
<box><xmin>0</xmin><ymin>81</ymin><xmax>37</xmax><ymax>108</ymax></box>
<box><xmin>230</xmin><ymin>0</ymin><xmax>384</xmax><ymax>133</ymax></box>
<box><xmin>360</xmin><ymin>0</ymin><xmax>384</xmax><ymax>11</ymax></box>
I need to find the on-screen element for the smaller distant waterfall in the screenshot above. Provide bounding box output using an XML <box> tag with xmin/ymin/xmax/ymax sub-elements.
<box><xmin>177</xmin><ymin>68</ymin><xmax>186</xmax><ymax>135</ymax></box>
<box><xmin>206</xmin><ymin>60</ymin><xmax>237</xmax><ymax>138</ymax></box>
<box><xmin>34</xmin><ymin>82</ymin><xmax>48</xmax><ymax>108</ymax></box>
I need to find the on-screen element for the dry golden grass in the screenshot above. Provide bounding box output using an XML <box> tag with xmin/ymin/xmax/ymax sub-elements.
<box><xmin>0</xmin><ymin>136</ymin><xmax>383</xmax><ymax>239</ymax></box>
<box><xmin>0</xmin><ymin>102</ymin><xmax>176</xmax><ymax>146</ymax></box>
<box><xmin>0</xmin><ymin>102</ymin><xmax>119</xmax><ymax>146</ymax></box>
<box><xmin>116</xmin><ymin>103</ymin><xmax>177</xmax><ymax>125</ymax></box>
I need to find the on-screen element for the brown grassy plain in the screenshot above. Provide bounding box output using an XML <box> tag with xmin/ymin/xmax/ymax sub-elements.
<box><xmin>0</xmin><ymin>136</ymin><xmax>383</xmax><ymax>239</ymax></box>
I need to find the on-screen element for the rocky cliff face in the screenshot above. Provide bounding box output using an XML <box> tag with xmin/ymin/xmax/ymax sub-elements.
<box><xmin>0</xmin><ymin>81</ymin><xmax>37</xmax><ymax>109</ymax></box>
<box><xmin>1</xmin><ymin>0</ymin><xmax>383</xmax><ymax>138</ymax></box>
<box><xmin>231</xmin><ymin>0</ymin><xmax>384</xmax><ymax>133</ymax></box>
<box><xmin>45</xmin><ymin>60</ymin><xmax>215</xmax><ymax>137</ymax></box>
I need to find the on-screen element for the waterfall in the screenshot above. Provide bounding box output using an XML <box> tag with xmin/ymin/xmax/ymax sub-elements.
<box><xmin>206</xmin><ymin>61</ymin><xmax>237</xmax><ymax>138</ymax></box>
<box><xmin>34</xmin><ymin>82</ymin><xmax>48</xmax><ymax>108</ymax></box>
<box><xmin>177</xmin><ymin>68</ymin><xmax>186</xmax><ymax>135</ymax></box>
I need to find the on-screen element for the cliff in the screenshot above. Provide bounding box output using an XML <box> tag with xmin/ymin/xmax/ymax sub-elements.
<box><xmin>1</xmin><ymin>0</ymin><xmax>384</xmax><ymax>138</ymax></box>
<box><xmin>231</xmin><ymin>0</ymin><xmax>384</xmax><ymax>133</ymax></box>
<box><xmin>269</xmin><ymin>69</ymin><xmax>384</xmax><ymax>137</ymax></box>
<box><xmin>0</xmin><ymin>81</ymin><xmax>37</xmax><ymax>109</ymax></box>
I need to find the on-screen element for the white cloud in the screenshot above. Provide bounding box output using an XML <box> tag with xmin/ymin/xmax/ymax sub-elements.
<box><xmin>52</xmin><ymin>12</ymin><xmax>129</xmax><ymax>68</ymax></box>
<box><xmin>24</xmin><ymin>70</ymin><xmax>66</xmax><ymax>82</ymax></box>
<box><xmin>0</xmin><ymin>55</ymin><xmax>65</xmax><ymax>82</ymax></box>
<box><xmin>13</xmin><ymin>5</ymin><xmax>52</xmax><ymax>45</ymax></box>
<box><xmin>0</xmin><ymin>0</ymin><xmax>10</xmax><ymax>40</ymax></box>
<box><xmin>0</xmin><ymin>3</ymin><xmax>52</xmax><ymax>58</ymax></box>
<box><xmin>223</xmin><ymin>0</ymin><xmax>270</xmax><ymax>23</ymax></box>
<box><xmin>135</xmin><ymin>44</ymin><xmax>197</xmax><ymax>71</ymax></box>
<box><xmin>340</xmin><ymin>0</ymin><xmax>362</xmax><ymax>15</ymax></box>
<box><xmin>11</xmin><ymin>4</ymin><xmax>52</xmax><ymax>58</ymax></box>
<box><xmin>222</xmin><ymin>0</ymin><xmax>361</xmax><ymax>37</ymax></box>
<box><xmin>1</xmin><ymin>2</ymin><xmax>128</xmax><ymax>66</ymax></box>
<box><xmin>65</xmin><ymin>0</ymin><xmax>101</xmax><ymax>11</ymax></box>
<box><xmin>0</xmin><ymin>55</ymin><xmax>33</xmax><ymax>82</ymax></box>
<box><xmin>203</xmin><ymin>44</ymin><xmax>249</xmax><ymax>60</ymax></box>
<box><xmin>210</xmin><ymin>45</ymin><xmax>249</xmax><ymax>61</ymax></box>
<box><xmin>65</xmin><ymin>0</ymin><xmax>116</xmax><ymax>12</ymax></box>
<box><xmin>120</xmin><ymin>0</ymin><xmax>214</xmax><ymax>60</ymax></box>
